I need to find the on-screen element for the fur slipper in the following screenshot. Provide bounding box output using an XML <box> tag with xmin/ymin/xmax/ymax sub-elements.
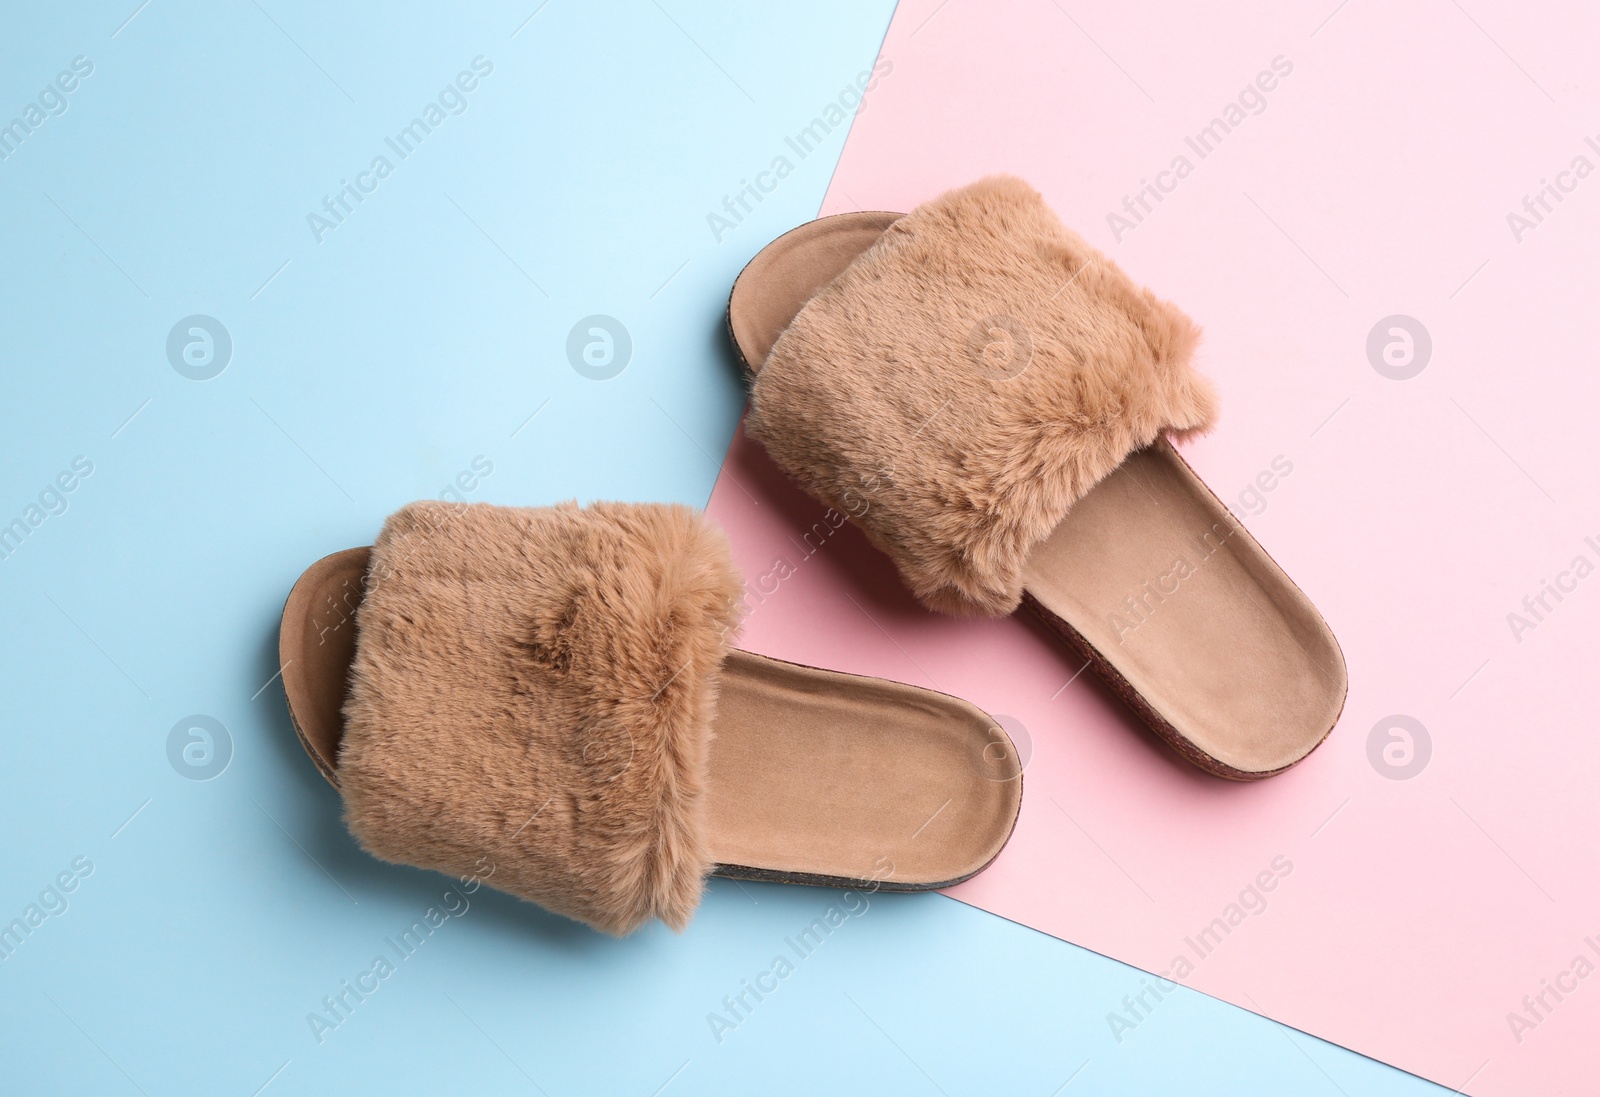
<box><xmin>278</xmin><ymin>500</ymin><xmax>1021</xmax><ymax>935</ymax></box>
<box><xmin>727</xmin><ymin>176</ymin><xmax>1347</xmax><ymax>780</ymax></box>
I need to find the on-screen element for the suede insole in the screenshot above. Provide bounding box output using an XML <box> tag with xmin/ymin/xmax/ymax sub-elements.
<box><xmin>727</xmin><ymin>213</ymin><xmax>1347</xmax><ymax>778</ymax></box>
<box><xmin>279</xmin><ymin>548</ymin><xmax>1020</xmax><ymax>891</ymax></box>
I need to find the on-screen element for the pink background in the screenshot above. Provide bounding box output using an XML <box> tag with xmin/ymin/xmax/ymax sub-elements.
<box><xmin>707</xmin><ymin>2</ymin><xmax>1600</xmax><ymax>1093</ymax></box>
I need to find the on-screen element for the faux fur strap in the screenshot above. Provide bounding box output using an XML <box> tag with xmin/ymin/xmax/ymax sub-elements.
<box><xmin>746</xmin><ymin>175</ymin><xmax>1219</xmax><ymax>617</ymax></box>
<box><xmin>338</xmin><ymin>501</ymin><xmax>744</xmax><ymax>936</ymax></box>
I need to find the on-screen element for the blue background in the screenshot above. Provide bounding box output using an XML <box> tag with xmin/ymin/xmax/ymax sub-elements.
<box><xmin>0</xmin><ymin>2</ymin><xmax>1447</xmax><ymax>1093</ymax></box>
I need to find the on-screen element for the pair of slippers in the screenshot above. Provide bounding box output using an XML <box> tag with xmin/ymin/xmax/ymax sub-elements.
<box><xmin>279</xmin><ymin>177</ymin><xmax>1347</xmax><ymax>936</ymax></box>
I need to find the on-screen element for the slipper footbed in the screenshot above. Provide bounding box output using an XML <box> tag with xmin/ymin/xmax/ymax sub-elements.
<box><xmin>279</xmin><ymin>547</ymin><xmax>1021</xmax><ymax>891</ymax></box>
<box><xmin>728</xmin><ymin>212</ymin><xmax>1347</xmax><ymax>778</ymax></box>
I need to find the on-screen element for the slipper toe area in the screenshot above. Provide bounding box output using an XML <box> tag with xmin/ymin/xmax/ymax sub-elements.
<box><xmin>335</xmin><ymin>501</ymin><xmax>745</xmax><ymax>936</ymax></box>
<box><xmin>280</xmin><ymin>547</ymin><xmax>370</xmax><ymax>788</ymax></box>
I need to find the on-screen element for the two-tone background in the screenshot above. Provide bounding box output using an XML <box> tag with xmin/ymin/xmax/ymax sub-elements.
<box><xmin>4</xmin><ymin>2</ymin><xmax>1592</xmax><ymax>1094</ymax></box>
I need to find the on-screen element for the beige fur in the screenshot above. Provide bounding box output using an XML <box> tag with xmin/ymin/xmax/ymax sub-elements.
<box><xmin>338</xmin><ymin>500</ymin><xmax>744</xmax><ymax>936</ymax></box>
<box><xmin>746</xmin><ymin>175</ymin><xmax>1219</xmax><ymax>616</ymax></box>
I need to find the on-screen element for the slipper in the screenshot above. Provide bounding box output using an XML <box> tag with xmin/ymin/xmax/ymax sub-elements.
<box><xmin>726</xmin><ymin>175</ymin><xmax>1347</xmax><ymax>780</ymax></box>
<box><xmin>277</xmin><ymin>500</ymin><xmax>1021</xmax><ymax>935</ymax></box>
